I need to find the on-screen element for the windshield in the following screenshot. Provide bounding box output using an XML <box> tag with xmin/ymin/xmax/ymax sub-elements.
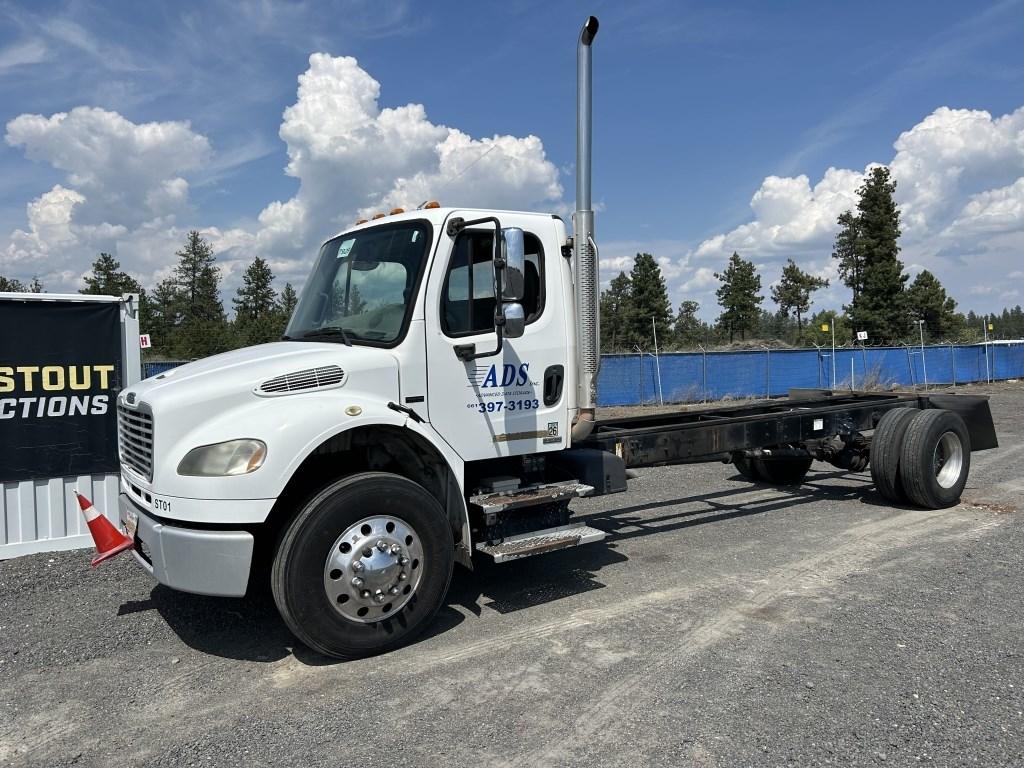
<box><xmin>285</xmin><ymin>221</ymin><xmax>432</xmax><ymax>345</ymax></box>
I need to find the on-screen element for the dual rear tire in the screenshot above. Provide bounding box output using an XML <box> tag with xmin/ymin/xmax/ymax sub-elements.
<box><xmin>870</xmin><ymin>408</ymin><xmax>970</xmax><ymax>509</ymax></box>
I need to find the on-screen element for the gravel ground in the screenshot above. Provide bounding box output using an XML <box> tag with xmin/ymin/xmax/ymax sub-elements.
<box><xmin>2</xmin><ymin>385</ymin><xmax>1022</xmax><ymax>767</ymax></box>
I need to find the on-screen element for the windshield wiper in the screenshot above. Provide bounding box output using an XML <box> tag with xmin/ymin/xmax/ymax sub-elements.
<box><xmin>300</xmin><ymin>326</ymin><xmax>354</xmax><ymax>346</ymax></box>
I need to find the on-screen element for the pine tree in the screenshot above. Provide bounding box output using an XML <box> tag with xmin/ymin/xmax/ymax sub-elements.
<box><xmin>599</xmin><ymin>271</ymin><xmax>632</xmax><ymax>352</ymax></box>
<box><xmin>81</xmin><ymin>253</ymin><xmax>142</xmax><ymax>296</ymax></box>
<box><xmin>714</xmin><ymin>251</ymin><xmax>763</xmax><ymax>342</ymax></box>
<box><xmin>623</xmin><ymin>253</ymin><xmax>673</xmax><ymax>350</ymax></box>
<box><xmin>148</xmin><ymin>278</ymin><xmax>181</xmax><ymax>355</ymax></box>
<box><xmin>845</xmin><ymin>167</ymin><xmax>908</xmax><ymax>341</ymax></box>
<box><xmin>272</xmin><ymin>282</ymin><xmax>300</xmax><ymax>340</ymax></box>
<box><xmin>673</xmin><ymin>300</ymin><xmax>705</xmax><ymax>347</ymax></box>
<box><xmin>80</xmin><ymin>253</ymin><xmax>156</xmax><ymax>349</ymax></box>
<box><xmin>233</xmin><ymin>256</ymin><xmax>279</xmax><ymax>345</ymax></box>
<box><xmin>832</xmin><ymin>211</ymin><xmax>862</xmax><ymax>302</ymax></box>
<box><xmin>808</xmin><ymin>309</ymin><xmax>850</xmax><ymax>347</ymax></box>
<box><xmin>771</xmin><ymin>259</ymin><xmax>828</xmax><ymax>340</ymax></box>
<box><xmin>905</xmin><ymin>270</ymin><xmax>959</xmax><ymax>340</ymax></box>
<box><xmin>171</xmin><ymin>231</ymin><xmax>228</xmax><ymax>358</ymax></box>
<box><xmin>0</xmin><ymin>275</ymin><xmax>27</xmax><ymax>291</ymax></box>
<box><xmin>279</xmin><ymin>282</ymin><xmax>298</xmax><ymax>316</ymax></box>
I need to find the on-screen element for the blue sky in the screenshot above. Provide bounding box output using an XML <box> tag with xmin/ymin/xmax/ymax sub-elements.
<box><xmin>2</xmin><ymin>0</ymin><xmax>1023</xmax><ymax>319</ymax></box>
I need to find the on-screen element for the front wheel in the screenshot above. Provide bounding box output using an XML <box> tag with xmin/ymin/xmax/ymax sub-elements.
<box><xmin>271</xmin><ymin>472</ymin><xmax>454</xmax><ymax>659</ymax></box>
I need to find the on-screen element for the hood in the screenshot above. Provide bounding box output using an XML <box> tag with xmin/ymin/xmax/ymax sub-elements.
<box><xmin>125</xmin><ymin>341</ymin><xmax>400</xmax><ymax>413</ymax></box>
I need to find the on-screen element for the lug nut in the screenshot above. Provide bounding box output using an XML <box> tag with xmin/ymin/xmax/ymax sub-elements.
<box><xmin>390</xmin><ymin>544</ymin><xmax>401</xmax><ymax>555</ymax></box>
<box><xmin>398</xmin><ymin>572</ymin><xmax>407</xmax><ymax>581</ymax></box>
<box><xmin>351</xmin><ymin>577</ymin><xmax>364</xmax><ymax>588</ymax></box>
<box><xmin>374</xmin><ymin>589</ymin><xmax>385</xmax><ymax>603</ymax></box>
<box><xmin>399</xmin><ymin>556</ymin><xmax>409</xmax><ymax>566</ymax></box>
<box><xmin>389</xmin><ymin>586</ymin><xmax>399</xmax><ymax>595</ymax></box>
<box><xmin>351</xmin><ymin>561</ymin><xmax>364</xmax><ymax>573</ymax></box>
<box><xmin>361</xmin><ymin>590</ymin><xmax>370</xmax><ymax>599</ymax></box>
<box><xmin>376</xmin><ymin>540</ymin><xmax>387</xmax><ymax>552</ymax></box>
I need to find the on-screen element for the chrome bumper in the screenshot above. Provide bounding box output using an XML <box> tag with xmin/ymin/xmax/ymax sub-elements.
<box><xmin>119</xmin><ymin>493</ymin><xmax>254</xmax><ymax>598</ymax></box>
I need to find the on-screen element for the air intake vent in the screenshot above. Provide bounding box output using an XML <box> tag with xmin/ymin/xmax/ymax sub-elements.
<box><xmin>258</xmin><ymin>365</ymin><xmax>345</xmax><ymax>396</ymax></box>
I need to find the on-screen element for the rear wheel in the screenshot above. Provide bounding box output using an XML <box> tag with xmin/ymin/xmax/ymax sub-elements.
<box><xmin>271</xmin><ymin>472</ymin><xmax>454</xmax><ymax>659</ymax></box>
<box><xmin>869</xmin><ymin>408</ymin><xmax>919</xmax><ymax>502</ymax></box>
<box><xmin>899</xmin><ymin>409</ymin><xmax>971</xmax><ymax>509</ymax></box>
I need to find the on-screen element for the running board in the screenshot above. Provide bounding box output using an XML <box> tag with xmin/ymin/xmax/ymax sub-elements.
<box><xmin>470</xmin><ymin>480</ymin><xmax>594</xmax><ymax>518</ymax></box>
<box><xmin>475</xmin><ymin>524</ymin><xmax>606</xmax><ymax>563</ymax></box>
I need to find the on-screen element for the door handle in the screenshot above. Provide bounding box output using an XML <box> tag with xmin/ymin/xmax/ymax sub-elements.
<box><xmin>543</xmin><ymin>365</ymin><xmax>564</xmax><ymax>406</ymax></box>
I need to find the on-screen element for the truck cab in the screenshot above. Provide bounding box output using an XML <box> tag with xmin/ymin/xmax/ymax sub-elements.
<box><xmin>117</xmin><ymin>206</ymin><xmax>607</xmax><ymax>658</ymax></box>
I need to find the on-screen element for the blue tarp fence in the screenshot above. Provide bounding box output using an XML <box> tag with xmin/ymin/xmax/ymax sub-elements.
<box><xmin>143</xmin><ymin>341</ymin><xmax>1024</xmax><ymax>407</ymax></box>
<box><xmin>597</xmin><ymin>343</ymin><xmax>1024</xmax><ymax>406</ymax></box>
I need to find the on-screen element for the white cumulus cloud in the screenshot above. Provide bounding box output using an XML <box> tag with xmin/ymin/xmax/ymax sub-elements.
<box><xmin>684</xmin><ymin>105</ymin><xmax>1024</xmax><ymax>316</ymax></box>
<box><xmin>245</xmin><ymin>53</ymin><xmax>561</xmax><ymax>267</ymax></box>
<box><xmin>1</xmin><ymin>54</ymin><xmax>563</xmax><ymax>296</ymax></box>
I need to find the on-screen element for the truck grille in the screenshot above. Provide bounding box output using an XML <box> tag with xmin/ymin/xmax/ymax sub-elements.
<box><xmin>118</xmin><ymin>405</ymin><xmax>154</xmax><ymax>481</ymax></box>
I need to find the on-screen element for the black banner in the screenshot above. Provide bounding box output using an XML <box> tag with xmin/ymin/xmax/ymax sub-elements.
<box><xmin>0</xmin><ymin>299</ymin><xmax>122</xmax><ymax>482</ymax></box>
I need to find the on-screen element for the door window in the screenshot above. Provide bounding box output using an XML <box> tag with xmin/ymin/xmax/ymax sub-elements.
<box><xmin>441</xmin><ymin>230</ymin><xmax>544</xmax><ymax>337</ymax></box>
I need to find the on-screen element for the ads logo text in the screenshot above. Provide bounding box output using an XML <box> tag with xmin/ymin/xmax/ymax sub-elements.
<box><xmin>472</xmin><ymin>363</ymin><xmax>531</xmax><ymax>388</ymax></box>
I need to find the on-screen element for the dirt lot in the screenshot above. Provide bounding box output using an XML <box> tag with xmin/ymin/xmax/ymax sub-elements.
<box><xmin>2</xmin><ymin>385</ymin><xmax>1022</xmax><ymax>767</ymax></box>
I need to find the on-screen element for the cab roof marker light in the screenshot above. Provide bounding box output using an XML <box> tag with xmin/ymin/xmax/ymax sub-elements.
<box><xmin>355</xmin><ymin>218</ymin><xmax>368</xmax><ymax>225</ymax></box>
<box><xmin>371</xmin><ymin>213</ymin><xmax>386</xmax><ymax>220</ymax></box>
<box><xmin>390</xmin><ymin>208</ymin><xmax>405</xmax><ymax>215</ymax></box>
<box><xmin>424</xmin><ymin>201</ymin><xmax>441</xmax><ymax>209</ymax></box>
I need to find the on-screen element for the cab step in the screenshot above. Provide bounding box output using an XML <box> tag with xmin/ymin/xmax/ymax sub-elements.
<box><xmin>470</xmin><ymin>480</ymin><xmax>594</xmax><ymax>520</ymax></box>
<box><xmin>475</xmin><ymin>523</ymin><xmax>606</xmax><ymax>563</ymax></box>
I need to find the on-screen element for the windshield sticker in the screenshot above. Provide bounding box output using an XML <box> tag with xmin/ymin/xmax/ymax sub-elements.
<box><xmin>337</xmin><ymin>239</ymin><xmax>355</xmax><ymax>259</ymax></box>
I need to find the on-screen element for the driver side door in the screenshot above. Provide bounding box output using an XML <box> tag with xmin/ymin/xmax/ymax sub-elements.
<box><xmin>423</xmin><ymin>212</ymin><xmax>568</xmax><ymax>461</ymax></box>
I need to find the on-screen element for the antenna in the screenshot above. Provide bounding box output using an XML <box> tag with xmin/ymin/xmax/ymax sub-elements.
<box><xmin>419</xmin><ymin>143</ymin><xmax>499</xmax><ymax>207</ymax></box>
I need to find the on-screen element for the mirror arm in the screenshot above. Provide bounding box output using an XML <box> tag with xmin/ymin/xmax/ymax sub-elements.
<box><xmin>454</xmin><ymin>326</ymin><xmax>504</xmax><ymax>362</ymax></box>
<box><xmin>449</xmin><ymin>215</ymin><xmax>509</xmax><ymax>363</ymax></box>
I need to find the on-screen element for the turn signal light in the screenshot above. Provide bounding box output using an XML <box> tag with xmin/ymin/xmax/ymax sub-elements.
<box><xmin>424</xmin><ymin>201</ymin><xmax>441</xmax><ymax>209</ymax></box>
<box><xmin>390</xmin><ymin>207</ymin><xmax>405</xmax><ymax>215</ymax></box>
<box><xmin>371</xmin><ymin>213</ymin><xmax>386</xmax><ymax>220</ymax></box>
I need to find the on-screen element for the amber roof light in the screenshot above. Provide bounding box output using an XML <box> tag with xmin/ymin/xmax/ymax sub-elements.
<box><xmin>390</xmin><ymin>207</ymin><xmax>405</xmax><ymax>215</ymax></box>
<box><xmin>371</xmin><ymin>213</ymin><xmax>386</xmax><ymax>220</ymax></box>
<box><xmin>424</xmin><ymin>201</ymin><xmax>441</xmax><ymax>209</ymax></box>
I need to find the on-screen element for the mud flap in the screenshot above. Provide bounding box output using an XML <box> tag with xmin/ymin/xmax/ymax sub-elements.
<box><xmin>926</xmin><ymin>394</ymin><xmax>998</xmax><ymax>451</ymax></box>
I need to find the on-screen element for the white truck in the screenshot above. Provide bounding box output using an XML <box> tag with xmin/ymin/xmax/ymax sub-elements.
<box><xmin>116</xmin><ymin>17</ymin><xmax>997</xmax><ymax>658</ymax></box>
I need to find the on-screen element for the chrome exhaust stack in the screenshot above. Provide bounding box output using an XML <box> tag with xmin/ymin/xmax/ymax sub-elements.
<box><xmin>571</xmin><ymin>15</ymin><xmax>600</xmax><ymax>442</ymax></box>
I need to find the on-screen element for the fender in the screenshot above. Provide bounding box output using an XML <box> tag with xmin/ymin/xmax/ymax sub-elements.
<box><xmin>280</xmin><ymin>400</ymin><xmax>472</xmax><ymax>554</ymax></box>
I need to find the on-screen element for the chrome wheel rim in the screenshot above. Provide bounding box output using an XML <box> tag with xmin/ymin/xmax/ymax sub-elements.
<box><xmin>933</xmin><ymin>431</ymin><xmax>964</xmax><ymax>489</ymax></box>
<box><xmin>323</xmin><ymin>515</ymin><xmax>425</xmax><ymax>623</ymax></box>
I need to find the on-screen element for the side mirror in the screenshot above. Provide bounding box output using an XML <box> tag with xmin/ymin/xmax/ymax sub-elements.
<box><xmin>502</xmin><ymin>302</ymin><xmax>525</xmax><ymax>339</ymax></box>
<box><xmin>500</xmin><ymin>227</ymin><xmax>525</xmax><ymax>301</ymax></box>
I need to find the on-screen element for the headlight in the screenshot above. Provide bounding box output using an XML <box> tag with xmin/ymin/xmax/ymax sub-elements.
<box><xmin>177</xmin><ymin>439</ymin><xmax>267</xmax><ymax>477</ymax></box>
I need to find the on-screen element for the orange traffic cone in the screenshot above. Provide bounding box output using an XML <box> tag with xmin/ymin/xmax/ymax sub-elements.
<box><xmin>75</xmin><ymin>490</ymin><xmax>134</xmax><ymax>566</ymax></box>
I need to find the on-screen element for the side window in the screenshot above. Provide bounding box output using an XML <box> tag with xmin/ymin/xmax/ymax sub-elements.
<box><xmin>442</xmin><ymin>230</ymin><xmax>545</xmax><ymax>337</ymax></box>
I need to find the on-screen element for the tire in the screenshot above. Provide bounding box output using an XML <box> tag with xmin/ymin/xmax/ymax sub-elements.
<box><xmin>899</xmin><ymin>409</ymin><xmax>971</xmax><ymax>509</ymax></box>
<box><xmin>271</xmin><ymin>472</ymin><xmax>454</xmax><ymax>659</ymax></box>
<box><xmin>752</xmin><ymin>455</ymin><xmax>813</xmax><ymax>485</ymax></box>
<box><xmin>733</xmin><ymin>454</ymin><xmax>757</xmax><ymax>479</ymax></box>
<box><xmin>869</xmin><ymin>408</ymin><xmax>919</xmax><ymax>502</ymax></box>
